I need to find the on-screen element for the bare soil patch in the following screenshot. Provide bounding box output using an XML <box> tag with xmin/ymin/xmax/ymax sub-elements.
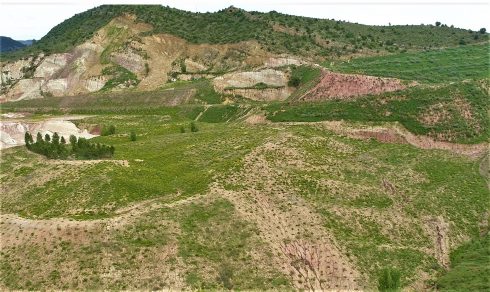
<box><xmin>300</xmin><ymin>70</ymin><xmax>409</xmax><ymax>101</ymax></box>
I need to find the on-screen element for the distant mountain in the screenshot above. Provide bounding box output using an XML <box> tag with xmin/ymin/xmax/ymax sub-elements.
<box><xmin>0</xmin><ymin>36</ymin><xmax>26</xmax><ymax>52</ymax></box>
<box><xmin>17</xmin><ymin>39</ymin><xmax>36</xmax><ymax>46</ymax></box>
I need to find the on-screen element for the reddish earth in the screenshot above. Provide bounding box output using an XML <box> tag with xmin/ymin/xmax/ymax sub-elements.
<box><xmin>300</xmin><ymin>70</ymin><xmax>408</xmax><ymax>101</ymax></box>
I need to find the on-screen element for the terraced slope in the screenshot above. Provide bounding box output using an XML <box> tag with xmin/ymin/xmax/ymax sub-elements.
<box><xmin>1</xmin><ymin>114</ymin><xmax>487</xmax><ymax>290</ymax></box>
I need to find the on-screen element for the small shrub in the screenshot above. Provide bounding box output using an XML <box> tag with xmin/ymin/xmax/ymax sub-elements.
<box><xmin>378</xmin><ymin>268</ymin><xmax>401</xmax><ymax>292</ymax></box>
<box><xmin>180</xmin><ymin>126</ymin><xmax>186</xmax><ymax>133</ymax></box>
<box><xmin>288</xmin><ymin>76</ymin><xmax>301</xmax><ymax>87</ymax></box>
<box><xmin>130</xmin><ymin>130</ymin><xmax>137</xmax><ymax>141</ymax></box>
<box><xmin>190</xmin><ymin>122</ymin><xmax>198</xmax><ymax>132</ymax></box>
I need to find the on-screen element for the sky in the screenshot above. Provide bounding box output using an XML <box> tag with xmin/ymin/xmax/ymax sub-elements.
<box><xmin>0</xmin><ymin>0</ymin><xmax>489</xmax><ymax>40</ymax></box>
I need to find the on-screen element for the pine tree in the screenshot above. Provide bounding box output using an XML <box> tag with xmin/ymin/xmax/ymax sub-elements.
<box><xmin>45</xmin><ymin>133</ymin><xmax>51</xmax><ymax>142</ymax></box>
<box><xmin>52</xmin><ymin>132</ymin><xmax>60</xmax><ymax>145</ymax></box>
<box><xmin>60</xmin><ymin>136</ymin><xmax>66</xmax><ymax>144</ymax></box>
<box><xmin>36</xmin><ymin>132</ymin><xmax>43</xmax><ymax>143</ymax></box>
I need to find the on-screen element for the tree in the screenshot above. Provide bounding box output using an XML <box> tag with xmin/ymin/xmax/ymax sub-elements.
<box><xmin>36</xmin><ymin>132</ymin><xmax>43</xmax><ymax>143</ymax></box>
<box><xmin>45</xmin><ymin>133</ymin><xmax>51</xmax><ymax>142</ymax></box>
<box><xmin>190</xmin><ymin>122</ymin><xmax>198</xmax><ymax>132</ymax></box>
<box><xmin>69</xmin><ymin>135</ymin><xmax>77</xmax><ymax>147</ymax></box>
<box><xmin>60</xmin><ymin>136</ymin><xmax>66</xmax><ymax>144</ymax></box>
<box><xmin>288</xmin><ymin>76</ymin><xmax>301</xmax><ymax>87</ymax></box>
<box><xmin>130</xmin><ymin>130</ymin><xmax>137</xmax><ymax>141</ymax></box>
<box><xmin>24</xmin><ymin>132</ymin><xmax>33</xmax><ymax>148</ymax></box>
<box><xmin>52</xmin><ymin>132</ymin><xmax>60</xmax><ymax>145</ymax></box>
<box><xmin>435</xmin><ymin>21</ymin><xmax>441</xmax><ymax>27</ymax></box>
<box><xmin>479</xmin><ymin>28</ymin><xmax>486</xmax><ymax>34</ymax></box>
<box><xmin>378</xmin><ymin>268</ymin><xmax>401</xmax><ymax>292</ymax></box>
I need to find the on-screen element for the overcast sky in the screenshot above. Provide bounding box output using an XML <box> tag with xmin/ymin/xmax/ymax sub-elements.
<box><xmin>0</xmin><ymin>0</ymin><xmax>488</xmax><ymax>40</ymax></box>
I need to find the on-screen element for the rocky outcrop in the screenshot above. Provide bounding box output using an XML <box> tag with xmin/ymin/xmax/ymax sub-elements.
<box><xmin>213</xmin><ymin>69</ymin><xmax>292</xmax><ymax>101</ymax></box>
<box><xmin>224</xmin><ymin>87</ymin><xmax>292</xmax><ymax>101</ymax></box>
<box><xmin>214</xmin><ymin>69</ymin><xmax>288</xmax><ymax>91</ymax></box>
<box><xmin>33</xmin><ymin>53</ymin><xmax>71</xmax><ymax>78</ymax></box>
<box><xmin>0</xmin><ymin>14</ymin><xmax>281</xmax><ymax>102</ymax></box>
<box><xmin>2</xmin><ymin>79</ymin><xmax>44</xmax><ymax>101</ymax></box>
<box><xmin>264</xmin><ymin>57</ymin><xmax>303</xmax><ymax>68</ymax></box>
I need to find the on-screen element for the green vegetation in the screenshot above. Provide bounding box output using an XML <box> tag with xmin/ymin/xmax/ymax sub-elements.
<box><xmin>130</xmin><ymin>130</ymin><xmax>137</xmax><ymax>141</ymax></box>
<box><xmin>101</xmin><ymin>124</ymin><xmax>116</xmax><ymax>136</ymax></box>
<box><xmin>3</xmin><ymin>5</ymin><xmax>487</xmax><ymax>61</ymax></box>
<box><xmin>266</xmin><ymin>81</ymin><xmax>489</xmax><ymax>143</ymax></box>
<box><xmin>174</xmin><ymin>199</ymin><xmax>291</xmax><ymax>289</ymax></box>
<box><xmin>326</xmin><ymin>43</ymin><xmax>489</xmax><ymax>83</ymax></box>
<box><xmin>101</xmin><ymin>65</ymin><xmax>139</xmax><ymax>91</ymax></box>
<box><xmin>436</xmin><ymin>234</ymin><xmax>490</xmax><ymax>291</ymax></box>
<box><xmin>224</xmin><ymin>82</ymin><xmax>284</xmax><ymax>90</ymax></box>
<box><xmin>378</xmin><ymin>268</ymin><xmax>401</xmax><ymax>291</ymax></box>
<box><xmin>287</xmin><ymin>65</ymin><xmax>322</xmax><ymax>99</ymax></box>
<box><xmin>25</xmin><ymin>132</ymin><xmax>114</xmax><ymax>160</ymax></box>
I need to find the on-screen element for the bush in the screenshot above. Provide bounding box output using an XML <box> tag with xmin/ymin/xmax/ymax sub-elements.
<box><xmin>378</xmin><ymin>268</ymin><xmax>401</xmax><ymax>292</ymax></box>
<box><xmin>130</xmin><ymin>130</ymin><xmax>137</xmax><ymax>141</ymax></box>
<box><xmin>190</xmin><ymin>122</ymin><xmax>198</xmax><ymax>132</ymax></box>
<box><xmin>288</xmin><ymin>76</ymin><xmax>301</xmax><ymax>87</ymax></box>
<box><xmin>102</xmin><ymin>124</ymin><xmax>116</xmax><ymax>136</ymax></box>
<box><xmin>180</xmin><ymin>126</ymin><xmax>186</xmax><ymax>133</ymax></box>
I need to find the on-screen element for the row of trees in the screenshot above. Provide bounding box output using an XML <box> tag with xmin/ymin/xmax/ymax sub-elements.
<box><xmin>25</xmin><ymin>132</ymin><xmax>114</xmax><ymax>160</ymax></box>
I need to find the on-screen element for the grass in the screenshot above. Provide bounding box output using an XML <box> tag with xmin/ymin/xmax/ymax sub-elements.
<box><xmin>288</xmin><ymin>65</ymin><xmax>322</xmax><ymax>100</ymax></box>
<box><xmin>266</xmin><ymin>81</ymin><xmax>489</xmax><ymax>143</ymax></box>
<box><xmin>173</xmin><ymin>198</ymin><xmax>291</xmax><ymax>290</ymax></box>
<box><xmin>100</xmin><ymin>65</ymin><xmax>139</xmax><ymax>91</ymax></box>
<box><xmin>0</xmin><ymin>113</ymin><xmax>488</xmax><ymax>289</ymax></box>
<box><xmin>0</xmin><ymin>118</ymin><xmax>274</xmax><ymax>219</ymax></box>
<box><xmin>436</xmin><ymin>234</ymin><xmax>490</xmax><ymax>291</ymax></box>
<box><xmin>255</xmin><ymin>124</ymin><xmax>488</xmax><ymax>286</ymax></box>
<box><xmin>325</xmin><ymin>43</ymin><xmax>490</xmax><ymax>83</ymax></box>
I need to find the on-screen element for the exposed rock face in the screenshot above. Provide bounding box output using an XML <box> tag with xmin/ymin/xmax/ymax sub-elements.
<box><xmin>84</xmin><ymin>76</ymin><xmax>107</xmax><ymax>92</ymax></box>
<box><xmin>300</xmin><ymin>70</ymin><xmax>407</xmax><ymax>100</ymax></box>
<box><xmin>33</xmin><ymin>53</ymin><xmax>71</xmax><ymax>78</ymax></box>
<box><xmin>43</xmin><ymin>78</ymin><xmax>68</xmax><ymax>96</ymax></box>
<box><xmin>184</xmin><ymin>59</ymin><xmax>208</xmax><ymax>73</ymax></box>
<box><xmin>3</xmin><ymin>79</ymin><xmax>44</xmax><ymax>101</ymax></box>
<box><xmin>213</xmin><ymin>69</ymin><xmax>291</xmax><ymax>101</ymax></box>
<box><xmin>112</xmin><ymin>49</ymin><xmax>146</xmax><ymax>75</ymax></box>
<box><xmin>224</xmin><ymin>87</ymin><xmax>292</xmax><ymax>101</ymax></box>
<box><xmin>0</xmin><ymin>14</ymin><xmax>277</xmax><ymax>102</ymax></box>
<box><xmin>213</xmin><ymin>69</ymin><xmax>288</xmax><ymax>90</ymax></box>
<box><xmin>264</xmin><ymin>57</ymin><xmax>303</xmax><ymax>68</ymax></box>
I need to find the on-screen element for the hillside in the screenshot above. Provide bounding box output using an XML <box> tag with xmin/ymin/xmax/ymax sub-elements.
<box><xmin>0</xmin><ymin>37</ymin><xmax>26</xmax><ymax>52</ymax></box>
<box><xmin>0</xmin><ymin>4</ymin><xmax>489</xmax><ymax>292</ymax></box>
<box><xmin>2</xmin><ymin>5</ymin><xmax>488</xmax><ymax>61</ymax></box>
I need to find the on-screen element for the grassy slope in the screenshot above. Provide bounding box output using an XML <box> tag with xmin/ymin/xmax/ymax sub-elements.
<box><xmin>436</xmin><ymin>234</ymin><xmax>490</xmax><ymax>291</ymax></box>
<box><xmin>2</xmin><ymin>116</ymin><xmax>487</xmax><ymax>289</ymax></box>
<box><xmin>326</xmin><ymin>43</ymin><xmax>490</xmax><ymax>83</ymax></box>
<box><xmin>2</xmin><ymin>5</ymin><xmax>487</xmax><ymax>61</ymax></box>
<box><xmin>266</xmin><ymin>81</ymin><xmax>489</xmax><ymax>144</ymax></box>
<box><xmin>1</xmin><ymin>196</ymin><xmax>290</xmax><ymax>290</ymax></box>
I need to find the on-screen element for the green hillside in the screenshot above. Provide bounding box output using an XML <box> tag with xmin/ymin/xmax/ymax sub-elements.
<box><xmin>2</xmin><ymin>5</ymin><xmax>487</xmax><ymax>61</ymax></box>
<box><xmin>326</xmin><ymin>43</ymin><xmax>490</xmax><ymax>83</ymax></box>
